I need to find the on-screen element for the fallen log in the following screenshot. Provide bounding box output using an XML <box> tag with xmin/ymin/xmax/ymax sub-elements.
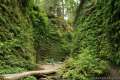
<box><xmin>0</xmin><ymin>69</ymin><xmax>57</xmax><ymax>80</ymax></box>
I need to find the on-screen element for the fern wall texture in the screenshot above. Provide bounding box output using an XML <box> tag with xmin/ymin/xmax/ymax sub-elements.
<box><xmin>76</xmin><ymin>0</ymin><xmax>120</xmax><ymax>65</ymax></box>
<box><xmin>0</xmin><ymin>0</ymin><xmax>36</xmax><ymax>74</ymax></box>
<box><xmin>60</xmin><ymin>0</ymin><xmax>120</xmax><ymax>80</ymax></box>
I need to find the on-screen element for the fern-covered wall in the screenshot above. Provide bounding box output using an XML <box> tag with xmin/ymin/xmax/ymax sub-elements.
<box><xmin>0</xmin><ymin>0</ymin><xmax>36</xmax><ymax>74</ymax></box>
<box><xmin>75</xmin><ymin>0</ymin><xmax>120</xmax><ymax>65</ymax></box>
<box><xmin>60</xmin><ymin>0</ymin><xmax>120</xmax><ymax>80</ymax></box>
<box><xmin>0</xmin><ymin>0</ymin><xmax>71</xmax><ymax>74</ymax></box>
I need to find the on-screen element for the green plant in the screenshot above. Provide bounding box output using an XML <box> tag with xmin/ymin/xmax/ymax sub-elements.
<box><xmin>59</xmin><ymin>0</ymin><xmax>120</xmax><ymax>79</ymax></box>
<box><xmin>59</xmin><ymin>53</ymin><xmax>108</xmax><ymax>80</ymax></box>
<box><xmin>0</xmin><ymin>0</ymin><xmax>36</xmax><ymax>74</ymax></box>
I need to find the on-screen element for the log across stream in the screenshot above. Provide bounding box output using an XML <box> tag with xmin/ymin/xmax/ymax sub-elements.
<box><xmin>0</xmin><ymin>64</ymin><xmax>62</xmax><ymax>80</ymax></box>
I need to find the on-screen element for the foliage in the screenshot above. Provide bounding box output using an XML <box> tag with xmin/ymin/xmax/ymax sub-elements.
<box><xmin>18</xmin><ymin>0</ymin><xmax>34</xmax><ymax>13</ymax></box>
<box><xmin>1</xmin><ymin>0</ymin><xmax>120</xmax><ymax>80</ymax></box>
<box><xmin>30</xmin><ymin>5</ymin><xmax>72</xmax><ymax>62</ymax></box>
<box><xmin>0</xmin><ymin>0</ymin><xmax>73</xmax><ymax>77</ymax></box>
<box><xmin>74</xmin><ymin>0</ymin><xmax>120</xmax><ymax>65</ymax></box>
<box><xmin>59</xmin><ymin>53</ymin><xmax>108</xmax><ymax>80</ymax></box>
<box><xmin>0</xmin><ymin>67</ymin><xmax>26</xmax><ymax>74</ymax></box>
<box><xmin>60</xmin><ymin>0</ymin><xmax>120</xmax><ymax>79</ymax></box>
<box><xmin>0</xmin><ymin>0</ymin><xmax>36</xmax><ymax>74</ymax></box>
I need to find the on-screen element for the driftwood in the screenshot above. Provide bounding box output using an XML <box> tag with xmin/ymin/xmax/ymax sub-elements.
<box><xmin>0</xmin><ymin>64</ymin><xmax>62</xmax><ymax>80</ymax></box>
<box><xmin>0</xmin><ymin>69</ymin><xmax>57</xmax><ymax>80</ymax></box>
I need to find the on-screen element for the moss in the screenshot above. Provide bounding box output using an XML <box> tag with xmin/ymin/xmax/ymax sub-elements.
<box><xmin>75</xmin><ymin>0</ymin><xmax>120</xmax><ymax>64</ymax></box>
<box><xmin>0</xmin><ymin>0</ymin><xmax>36</xmax><ymax>74</ymax></box>
<box><xmin>60</xmin><ymin>0</ymin><xmax>120</xmax><ymax>79</ymax></box>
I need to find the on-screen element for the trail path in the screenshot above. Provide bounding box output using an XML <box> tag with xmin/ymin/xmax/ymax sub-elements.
<box><xmin>0</xmin><ymin>64</ymin><xmax>62</xmax><ymax>80</ymax></box>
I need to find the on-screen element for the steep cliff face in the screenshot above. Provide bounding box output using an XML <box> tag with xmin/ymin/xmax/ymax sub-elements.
<box><xmin>60</xmin><ymin>0</ymin><xmax>120</xmax><ymax>80</ymax></box>
<box><xmin>0</xmin><ymin>0</ymin><xmax>36</xmax><ymax>74</ymax></box>
<box><xmin>75</xmin><ymin>0</ymin><xmax>120</xmax><ymax>65</ymax></box>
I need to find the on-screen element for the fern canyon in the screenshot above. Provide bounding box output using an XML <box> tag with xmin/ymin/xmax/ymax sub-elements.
<box><xmin>0</xmin><ymin>0</ymin><xmax>120</xmax><ymax>80</ymax></box>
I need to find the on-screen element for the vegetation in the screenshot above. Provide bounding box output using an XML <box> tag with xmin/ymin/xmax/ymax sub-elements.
<box><xmin>0</xmin><ymin>0</ymin><xmax>36</xmax><ymax>74</ymax></box>
<box><xmin>60</xmin><ymin>0</ymin><xmax>120</xmax><ymax>80</ymax></box>
<box><xmin>0</xmin><ymin>0</ymin><xmax>120</xmax><ymax>80</ymax></box>
<box><xmin>60</xmin><ymin>53</ymin><xmax>108</xmax><ymax>80</ymax></box>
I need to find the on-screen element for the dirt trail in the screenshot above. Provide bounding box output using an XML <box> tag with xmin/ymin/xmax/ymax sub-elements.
<box><xmin>37</xmin><ymin>64</ymin><xmax>62</xmax><ymax>70</ymax></box>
